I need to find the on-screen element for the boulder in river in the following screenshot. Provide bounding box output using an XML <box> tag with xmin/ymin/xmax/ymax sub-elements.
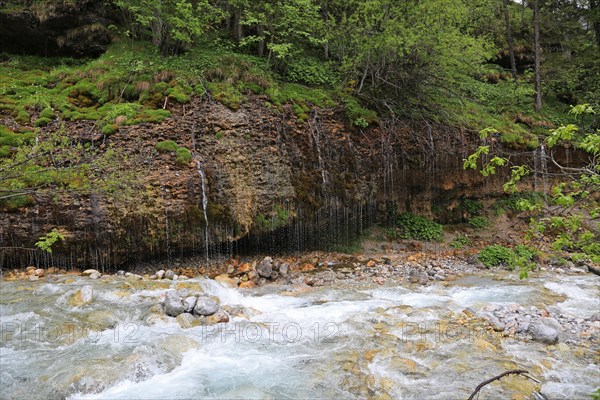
<box><xmin>164</xmin><ymin>270</ymin><xmax>175</xmax><ymax>280</ymax></box>
<box><xmin>164</xmin><ymin>290</ymin><xmax>185</xmax><ymax>317</ymax></box>
<box><xmin>89</xmin><ymin>271</ymin><xmax>102</xmax><ymax>279</ymax></box>
<box><xmin>193</xmin><ymin>296</ymin><xmax>219</xmax><ymax>316</ymax></box>
<box><xmin>68</xmin><ymin>285</ymin><xmax>93</xmax><ymax>307</ymax></box>
<box><xmin>183</xmin><ymin>296</ymin><xmax>197</xmax><ymax>313</ymax></box>
<box><xmin>529</xmin><ymin>321</ymin><xmax>559</xmax><ymax>344</ymax></box>
<box><xmin>82</xmin><ymin>269</ymin><xmax>100</xmax><ymax>277</ymax></box>
<box><xmin>156</xmin><ymin>270</ymin><xmax>165</xmax><ymax>279</ymax></box>
<box><xmin>205</xmin><ymin>310</ymin><xmax>230</xmax><ymax>325</ymax></box>
<box><xmin>176</xmin><ymin>313</ymin><xmax>200</xmax><ymax>329</ymax></box>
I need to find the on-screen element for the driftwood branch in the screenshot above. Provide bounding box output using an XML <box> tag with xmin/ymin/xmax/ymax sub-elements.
<box><xmin>468</xmin><ymin>369</ymin><xmax>534</xmax><ymax>400</ymax></box>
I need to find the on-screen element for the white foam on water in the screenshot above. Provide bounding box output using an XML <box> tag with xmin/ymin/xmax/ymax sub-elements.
<box><xmin>200</xmin><ymin>279</ymin><xmax>310</xmax><ymax>312</ymax></box>
<box><xmin>448</xmin><ymin>284</ymin><xmax>534</xmax><ymax>307</ymax></box>
<box><xmin>544</xmin><ymin>279</ymin><xmax>600</xmax><ymax>318</ymax></box>
<box><xmin>70</xmin><ymin>345</ymin><xmax>310</xmax><ymax>399</ymax></box>
<box><xmin>369</xmin><ymin>287</ymin><xmax>453</xmax><ymax>308</ymax></box>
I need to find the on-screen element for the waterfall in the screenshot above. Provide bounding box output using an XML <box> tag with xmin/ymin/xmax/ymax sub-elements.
<box><xmin>195</xmin><ymin>159</ymin><xmax>210</xmax><ymax>266</ymax></box>
<box><xmin>309</xmin><ymin>111</ymin><xmax>328</xmax><ymax>186</ymax></box>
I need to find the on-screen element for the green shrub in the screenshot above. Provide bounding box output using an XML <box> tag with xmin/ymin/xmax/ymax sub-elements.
<box><xmin>478</xmin><ymin>245</ymin><xmax>514</xmax><ymax>268</ymax></box>
<box><xmin>155</xmin><ymin>140</ymin><xmax>179</xmax><ymax>153</ymax></box>
<box><xmin>175</xmin><ymin>147</ymin><xmax>192</xmax><ymax>165</ymax></box>
<box><xmin>460</xmin><ymin>198</ymin><xmax>484</xmax><ymax>215</ymax></box>
<box><xmin>450</xmin><ymin>235</ymin><xmax>472</xmax><ymax>249</ymax></box>
<box><xmin>468</xmin><ymin>216</ymin><xmax>490</xmax><ymax>229</ymax></box>
<box><xmin>285</xmin><ymin>56</ymin><xmax>338</xmax><ymax>86</ymax></box>
<box><xmin>397</xmin><ymin>213</ymin><xmax>443</xmax><ymax>241</ymax></box>
<box><xmin>493</xmin><ymin>192</ymin><xmax>545</xmax><ymax>214</ymax></box>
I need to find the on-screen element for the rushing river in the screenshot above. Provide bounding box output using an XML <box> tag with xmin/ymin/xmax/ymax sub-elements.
<box><xmin>0</xmin><ymin>271</ymin><xmax>598</xmax><ymax>399</ymax></box>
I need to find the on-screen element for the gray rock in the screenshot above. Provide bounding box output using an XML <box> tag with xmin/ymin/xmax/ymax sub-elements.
<box><xmin>82</xmin><ymin>269</ymin><xmax>100</xmax><ymax>277</ymax></box>
<box><xmin>176</xmin><ymin>313</ymin><xmax>198</xmax><ymax>329</ymax></box>
<box><xmin>116</xmin><ymin>270</ymin><xmax>126</xmax><ymax>276</ymax></box>
<box><xmin>89</xmin><ymin>271</ymin><xmax>101</xmax><ymax>280</ymax></box>
<box><xmin>433</xmin><ymin>273</ymin><xmax>445</xmax><ymax>281</ymax></box>
<box><xmin>164</xmin><ymin>290</ymin><xmax>185</xmax><ymax>317</ymax></box>
<box><xmin>164</xmin><ymin>270</ymin><xmax>175</xmax><ymax>280</ymax></box>
<box><xmin>529</xmin><ymin>322</ymin><xmax>559</xmax><ymax>344</ymax></box>
<box><xmin>589</xmin><ymin>312</ymin><xmax>600</xmax><ymax>322</ymax></box>
<box><xmin>193</xmin><ymin>296</ymin><xmax>219</xmax><ymax>316</ymax></box>
<box><xmin>156</xmin><ymin>270</ymin><xmax>165</xmax><ymax>279</ymax></box>
<box><xmin>279</xmin><ymin>263</ymin><xmax>290</xmax><ymax>276</ymax></box>
<box><xmin>408</xmin><ymin>269</ymin><xmax>420</xmax><ymax>283</ymax></box>
<box><xmin>541</xmin><ymin>317</ymin><xmax>563</xmax><ymax>332</ymax></box>
<box><xmin>205</xmin><ymin>309</ymin><xmax>230</xmax><ymax>325</ymax></box>
<box><xmin>257</xmin><ymin>257</ymin><xmax>273</xmax><ymax>278</ymax></box>
<box><xmin>483</xmin><ymin>312</ymin><xmax>505</xmax><ymax>332</ymax></box>
<box><xmin>183</xmin><ymin>296</ymin><xmax>197</xmax><ymax>313</ymax></box>
<box><xmin>517</xmin><ymin>315</ymin><xmax>532</xmax><ymax>333</ymax></box>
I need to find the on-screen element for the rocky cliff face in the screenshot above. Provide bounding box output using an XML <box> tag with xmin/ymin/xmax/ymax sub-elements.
<box><xmin>0</xmin><ymin>97</ymin><xmax>518</xmax><ymax>269</ymax></box>
<box><xmin>0</xmin><ymin>1</ymin><xmax>114</xmax><ymax>57</ymax></box>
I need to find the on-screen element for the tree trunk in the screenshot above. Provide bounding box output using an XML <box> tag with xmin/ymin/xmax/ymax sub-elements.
<box><xmin>503</xmin><ymin>0</ymin><xmax>517</xmax><ymax>78</ymax></box>
<box><xmin>592</xmin><ymin>0</ymin><xmax>600</xmax><ymax>48</ymax></box>
<box><xmin>233</xmin><ymin>8</ymin><xmax>242</xmax><ymax>43</ymax></box>
<box><xmin>323</xmin><ymin>10</ymin><xmax>329</xmax><ymax>60</ymax></box>
<box><xmin>257</xmin><ymin>24</ymin><xmax>265</xmax><ymax>57</ymax></box>
<box><xmin>533</xmin><ymin>0</ymin><xmax>542</xmax><ymax>111</ymax></box>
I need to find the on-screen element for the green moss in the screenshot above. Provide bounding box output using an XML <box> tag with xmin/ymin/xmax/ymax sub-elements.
<box><xmin>132</xmin><ymin>108</ymin><xmax>171</xmax><ymax>124</ymax></box>
<box><xmin>0</xmin><ymin>125</ymin><xmax>34</xmax><ymax>146</ymax></box>
<box><xmin>175</xmin><ymin>147</ymin><xmax>192</xmax><ymax>165</ymax></box>
<box><xmin>39</xmin><ymin>107</ymin><xmax>55</xmax><ymax>120</ymax></box>
<box><xmin>292</xmin><ymin>104</ymin><xmax>304</xmax><ymax>116</ymax></box>
<box><xmin>101</xmin><ymin>124</ymin><xmax>118</xmax><ymax>135</ymax></box>
<box><xmin>0</xmin><ymin>194</ymin><xmax>34</xmax><ymax>211</ymax></box>
<box><xmin>15</xmin><ymin>109</ymin><xmax>30</xmax><ymax>124</ymax></box>
<box><xmin>242</xmin><ymin>82</ymin><xmax>265</xmax><ymax>94</ymax></box>
<box><xmin>268</xmin><ymin>83</ymin><xmax>336</xmax><ymax>108</ymax></box>
<box><xmin>155</xmin><ymin>140</ymin><xmax>179</xmax><ymax>153</ymax></box>
<box><xmin>167</xmin><ymin>86</ymin><xmax>190</xmax><ymax>104</ymax></box>
<box><xmin>340</xmin><ymin>94</ymin><xmax>378</xmax><ymax>126</ymax></box>
<box><xmin>34</xmin><ymin>117</ymin><xmax>51</xmax><ymax>127</ymax></box>
<box><xmin>207</xmin><ymin>82</ymin><xmax>243</xmax><ymax>110</ymax></box>
<box><xmin>0</xmin><ymin>145</ymin><xmax>11</xmax><ymax>157</ymax></box>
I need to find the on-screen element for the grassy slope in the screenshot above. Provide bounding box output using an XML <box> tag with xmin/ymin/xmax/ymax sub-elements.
<box><xmin>0</xmin><ymin>37</ymin><xmax>577</xmax><ymax>162</ymax></box>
